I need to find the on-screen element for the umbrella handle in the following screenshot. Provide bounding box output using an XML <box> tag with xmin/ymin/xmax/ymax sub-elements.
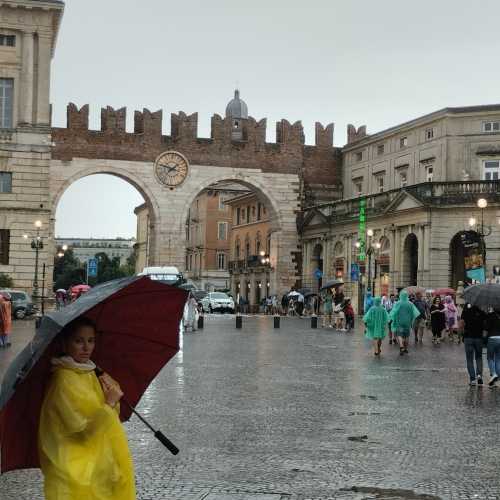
<box><xmin>154</xmin><ymin>431</ymin><xmax>179</xmax><ymax>455</ymax></box>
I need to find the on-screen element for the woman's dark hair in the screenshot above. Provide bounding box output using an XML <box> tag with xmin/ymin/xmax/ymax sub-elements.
<box><xmin>60</xmin><ymin>316</ymin><xmax>97</xmax><ymax>340</ymax></box>
<box><xmin>433</xmin><ymin>296</ymin><xmax>441</xmax><ymax>305</ymax></box>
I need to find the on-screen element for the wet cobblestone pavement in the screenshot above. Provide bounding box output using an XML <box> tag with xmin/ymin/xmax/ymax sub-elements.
<box><xmin>1</xmin><ymin>315</ymin><xmax>499</xmax><ymax>499</ymax></box>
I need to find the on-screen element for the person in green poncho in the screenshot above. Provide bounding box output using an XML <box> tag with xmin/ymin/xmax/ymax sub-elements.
<box><xmin>389</xmin><ymin>290</ymin><xmax>421</xmax><ymax>355</ymax></box>
<box><xmin>363</xmin><ymin>296</ymin><xmax>389</xmax><ymax>355</ymax></box>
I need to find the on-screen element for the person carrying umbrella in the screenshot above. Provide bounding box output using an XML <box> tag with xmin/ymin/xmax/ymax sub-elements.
<box><xmin>322</xmin><ymin>289</ymin><xmax>334</xmax><ymax>328</ymax></box>
<box><xmin>389</xmin><ymin>290</ymin><xmax>420</xmax><ymax>355</ymax></box>
<box><xmin>430</xmin><ymin>296</ymin><xmax>446</xmax><ymax>345</ymax></box>
<box><xmin>38</xmin><ymin>316</ymin><xmax>136</xmax><ymax>499</ymax></box>
<box><xmin>363</xmin><ymin>296</ymin><xmax>389</xmax><ymax>356</ymax></box>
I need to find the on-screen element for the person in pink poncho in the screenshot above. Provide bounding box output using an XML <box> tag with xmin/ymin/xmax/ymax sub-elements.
<box><xmin>444</xmin><ymin>295</ymin><xmax>459</xmax><ymax>343</ymax></box>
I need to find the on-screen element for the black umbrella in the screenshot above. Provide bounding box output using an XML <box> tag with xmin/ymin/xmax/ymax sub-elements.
<box><xmin>463</xmin><ymin>283</ymin><xmax>500</xmax><ymax>310</ymax></box>
<box><xmin>320</xmin><ymin>279</ymin><xmax>344</xmax><ymax>290</ymax></box>
<box><xmin>298</xmin><ymin>288</ymin><xmax>312</xmax><ymax>296</ymax></box>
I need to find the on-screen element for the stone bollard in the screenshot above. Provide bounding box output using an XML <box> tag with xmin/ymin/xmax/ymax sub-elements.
<box><xmin>236</xmin><ymin>315</ymin><xmax>242</xmax><ymax>329</ymax></box>
<box><xmin>197</xmin><ymin>315</ymin><xmax>204</xmax><ymax>329</ymax></box>
<box><xmin>274</xmin><ymin>315</ymin><xmax>280</xmax><ymax>328</ymax></box>
<box><xmin>311</xmin><ymin>315</ymin><xmax>318</xmax><ymax>329</ymax></box>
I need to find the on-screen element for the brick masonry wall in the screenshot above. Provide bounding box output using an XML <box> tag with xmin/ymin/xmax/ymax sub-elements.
<box><xmin>51</xmin><ymin>104</ymin><xmax>342</xmax><ymax>189</ymax></box>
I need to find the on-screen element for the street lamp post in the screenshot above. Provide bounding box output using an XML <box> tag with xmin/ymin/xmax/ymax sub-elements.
<box><xmin>24</xmin><ymin>220</ymin><xmax>43</xmax><ymax>301</ymax></box>
<box><xmin>468</xmin><ymin>198</ymin><xmax>491</xmax><ymax>282</ymax></box>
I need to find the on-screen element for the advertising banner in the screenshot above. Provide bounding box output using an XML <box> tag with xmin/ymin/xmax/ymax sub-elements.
<box><xmin>461</xmin><ymin>231</ymin><xmax>485</xmax><ymax>283</ymax></box>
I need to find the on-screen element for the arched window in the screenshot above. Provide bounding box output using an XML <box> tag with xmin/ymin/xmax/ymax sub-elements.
<box><xmin>255</xmin><ymin>231</ymin><xmax>262</xmax><ymax>255</ymax></box>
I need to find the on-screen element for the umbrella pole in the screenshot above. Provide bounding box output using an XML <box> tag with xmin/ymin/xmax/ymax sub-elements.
<box><xmin>121</xmin><ymin>399</ymin><xmax>179</xmax><ymax>455</ymax></box>
<box><xmin>95</xmin><ymin>368</ymin><xmax>179</xmax><ymax>455</ymax></box>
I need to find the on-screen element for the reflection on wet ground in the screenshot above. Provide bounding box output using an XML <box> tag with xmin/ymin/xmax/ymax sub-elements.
<box><xmin>1</xmin><ymin>316</ymin><xmax>498</xmax><ymax>499</ymax></box>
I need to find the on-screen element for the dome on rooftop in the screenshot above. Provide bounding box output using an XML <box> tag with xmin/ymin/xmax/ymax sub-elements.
<box><xmin>225</xmin><ymin>90</ymin><xmax>248</xmax><ymax>119</ymax></box>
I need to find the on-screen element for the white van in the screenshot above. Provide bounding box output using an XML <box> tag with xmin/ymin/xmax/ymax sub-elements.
<box><xmin>138</xmin><ymin>266</ymin><xmax>183</xmax><ymax>286</ymax></box>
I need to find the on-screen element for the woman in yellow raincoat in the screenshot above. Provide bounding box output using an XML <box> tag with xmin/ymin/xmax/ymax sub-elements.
<box><xmin>38</xmin><ymin>317</ymin><xmax>136</xmax><ymax>499</ymax></box>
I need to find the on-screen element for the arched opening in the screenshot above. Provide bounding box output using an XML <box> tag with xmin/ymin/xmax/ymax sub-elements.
<box><xmin>312</xmin><ymin>243</ymin><xmax>324</xmax><ymax>289</ymax></box>
<box><xmin>182</xmin><ymin>179</ymin><xmax>281</xmax><ymax>313</ymax></box>
<box><xmin>333</xmin><ymin>241</ymin><xmax>345</xmax><ymax>279</ymax></box>
<box><xmin>377</xmin><ymin>236</ymin><xmax>391</xmax><ymax>295</ymax></box>
<box><xmin>450</xmin><ymin>230</ymin><xmax>485</xmax><ymax>287</ymax></box>
<box><xmin>53</xmin><ymin>173</ymin><xmax>148</xmax><ymax>291</ymax></box>
<box><xmin>402</xmin><ymin>233</ymin><xmax>418</xmax><ymax>286</ymax></box>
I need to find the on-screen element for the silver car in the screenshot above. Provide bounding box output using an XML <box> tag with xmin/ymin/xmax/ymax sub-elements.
<box><xmin>0</xmin><ymin>289</ymin><xmax>35</xmax><ymax>319</ymax></box>
<box><xmin>201</xmin><ymin>292</ymin><xmax>235</xmax><ymax>313</ymax></box>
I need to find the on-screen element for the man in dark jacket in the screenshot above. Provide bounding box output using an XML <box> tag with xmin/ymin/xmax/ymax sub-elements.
<box><xmin>461</xmin><ymin>303</ymin><xmax>485</xmax><ymax>385</ymax></box>
<box><xmin>413</xmin><ymin>292</ymin><xmax>429</xmax><ymax>343</ymax></box>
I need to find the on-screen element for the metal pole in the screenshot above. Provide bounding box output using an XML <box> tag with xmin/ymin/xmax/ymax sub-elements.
<box><xmin>367</xmin><ymin>249</ymin><xmax>372</xmax><ymax>292</ymax></box>
<box><xmin>41</xmin><ymin>263</ymin><xmax>46</xmax><ymax>315</ymax></box>
<box><xmin>33</xmin><ymin>241</ymin><xmax>39</xmax><ymax>300</ymax></box>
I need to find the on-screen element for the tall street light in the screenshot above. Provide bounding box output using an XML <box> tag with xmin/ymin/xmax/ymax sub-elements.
<box><xmin>23</xmin><ymin>220</ymin><xmax>43</xmax><ymax>301</ymax></box>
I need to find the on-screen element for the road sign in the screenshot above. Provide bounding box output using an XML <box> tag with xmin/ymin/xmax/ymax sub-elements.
<box><xmin>87</xmin><ymin>258</ymin><xmax>98</xmax><ymax>278</ymax></box>
<box><xmin>314</xmin><ymin>268</ymin><xmax>323</xmax><ymax>280</ymax></box>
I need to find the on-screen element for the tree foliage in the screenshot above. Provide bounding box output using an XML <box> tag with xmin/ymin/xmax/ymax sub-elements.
<box><xmin>53</xmin><ymin>247</ymin><xmax>137</xmax><ymax>291</ymax></box>
<box><xmin>0</xmin><ymin>273</ymin><xmax>13</xmax><ymax>288</ymax></box>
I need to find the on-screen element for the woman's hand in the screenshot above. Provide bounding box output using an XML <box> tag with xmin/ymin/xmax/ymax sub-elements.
<box><xmin>99</xmin><ymin>373</ymin><xmax>123</xmax><ymax>408</ymax></box>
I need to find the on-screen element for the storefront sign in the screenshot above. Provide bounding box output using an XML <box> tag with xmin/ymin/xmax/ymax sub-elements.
<box><xmin>461</xmin><ymin>231</ymin><xmax>486</xmax><ymax>283</ymax></box>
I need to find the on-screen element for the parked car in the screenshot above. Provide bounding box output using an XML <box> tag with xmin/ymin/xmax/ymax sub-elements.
<box><xmin>201</xmin><ymin>292</ymin><xmax>235</xmax><ymax>313</ymax></box>
<box><xmin>137</xmin><ymin>266</ymin><xmax>184</xmax><ymax>286</ymax></box>
<box><xmin>0</xmin><ymin>289</ymin><xmax>35</xmax><ymax>319</ymax></box>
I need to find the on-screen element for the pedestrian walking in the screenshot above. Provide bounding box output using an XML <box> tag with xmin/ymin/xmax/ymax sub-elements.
<box><xmin>430</xmin><ymin>296</ymin><xmax>446</xmax><ymax>345</ymax></box>
<box><xmin>485</xmin><ymin>307</ymin><xmax>500</xmax><ymax>387</ymax></box>
<box><xmin>344</xmin><ymin>298</ymin><xmax>355</xmax><ymax>331</ymax></box>
<box><xmin>281</xmin><ymin>293</ymin><xmax>289</xmax><ymax>315</ymax></box>
<box><xmin>183</xmin><ymin>293</ymin><xmax>198</xmax><ymax>331</ymax></box>
<box><xmin>444</xmin><ymin>295</ymin><xmax>459</xmax><ymax>343</ymax></box>
<box><xmin>0</xmin><ymin>294</ymin><xmax>12</xmax><ymax>348</ymax></box>
<box><xmin>389</xmin><ymin>290</ymin><xmax>420</xmax><ymax>355</ymax></box>
<box><xmin>38</xmin><ymin>317</ymin><xmax>136</xmax><ymax>499</ymax></box>
<box><xmin>461</xmin><ymin>303</ymin><xmax>485</xmax><ymax>386</ymax></box>
<box><xmin>382</xmin><ymin>293</ymin><xmax>397</xmax><ymax>345</ymax></box>
<box><xmin>322</xmin><ymin>290</ymin><xmax>333</xmax><ymax>328</ymax></box>
<box><xmin>363</xmin><ymin>296</ymin><xmax>389</xmax><ymax>356</ymax></box>
<box><xmin>296</xmin><ymin>293</ymin><xmax>305</xmax><ymax>316</ymax></box>
<box><xmin>413</xmin><ymin>292</ymin><xmax>429</xmax><ymax>344</ymax></box>
<box><xmin>364</xmin><ymin>290</ymin><xmax>374</xmax><ymax>314</ymax></box>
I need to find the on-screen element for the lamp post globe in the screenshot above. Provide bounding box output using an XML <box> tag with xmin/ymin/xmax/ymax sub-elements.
<box><xmin>477</xmin><ymin>198</ymin><xmax>488</xmax><ymax>209</ymax></box>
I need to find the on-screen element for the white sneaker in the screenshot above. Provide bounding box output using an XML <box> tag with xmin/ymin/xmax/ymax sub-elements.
<box><xmin>469</xmin><ymin>380</ymin><xmax>477</xmax><ymax>386</ymax></box>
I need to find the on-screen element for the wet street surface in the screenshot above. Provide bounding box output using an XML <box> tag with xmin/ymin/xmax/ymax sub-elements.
<box><xmin>1</xmin><ymin>315</ymin><xmax>499</xmax><ymax>499</ymax></box>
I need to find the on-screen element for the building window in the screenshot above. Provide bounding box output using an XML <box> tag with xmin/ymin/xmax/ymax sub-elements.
<box><xmin>483</xmin><ymin>160</ymin><xmax>500</xmax><ymax>181</ymax></box>
<box><xmin>235</xmin><ymin>243</ymin><xmax>240</xmax><ymax>258</ymax></box>
<box><xmin>246</xmin><ymin>205</ymin><xmax>251</xmax><ymax>223</ymax></box>
<box><xmin>217</xmin><ymin>252</ymin><xmax>226</xmax><ymax>270</ymax></box>
<box><xmin>355</xmin><ymin>151</ymin><xmax>363</xmax><ymax>162</ymax></box>
<box><xmin>218</xmin><ymin>195</ymin><xmax>225</xmax><ymax>210</ymax></box>
<box><xmin>236</xmin><ymin>207</ymin><xmax>241</xmax><ymax>225</ymax></box>
<box><xmin>377</xmin><ymin>144</ymin><xmax>384</xmax><ymax>156</ymax></box>
<box><xmin>0</xmin><ymin>79</ymin><xmax>14</xmax><ymax>129</ymax></box>
<box><xmin>425</xmin><ymin>128</ymin><xmax>434</xmax><ymax>140</ymax></box>
<box><xmin>426</xmin><ymin>165</ymin><xmax>434</xmax><ymax>182</ymax></box>
<box><xmin>0</xmin><ymin>172</ymin><xmax>12</xmax><ymax>193</ymax></box>
<box><xmin>399</xmin><ymin>171</ymin><xmax>408</xmax><ymax>187</ymax></box>
<box><xmin>0</xmin><ymin>229</ymin><xmax>9</xmax><ymax>265</ymax></box>
<box><xmin>483</xmin><ymin>121</ymin><xmax>500</xmax><ymax>133</ymax></box>
<box><xmin>0</xmin><ymin>35</ymin><xmax>15</xmax><ymax>47</ymax></box>
<box><xmin>376</xmin><ymin>175</ymin><xmax>384</xmax><ymax>193</ymax></box>
<box><xmin>256</xmin><ymin>239</ymin><xmax>261</xmax><ymax>255</ymax></box>
<box><xmin>353</xmin><ymin>179</ymin><xmax>363</xmax><ymax>196</ymax></box>
<box><xmin>241</xmin><ymin>208</ymin><xmax>245</xmax><ymax>223</ymax></box>
<box><xmin>399</xmin><ymin>136</ymin><xmax>408</xmax><ymax>148</ymax></box>
<box><xmin>217</xmin><ymin>222</ymin><xmax>227</xmax><ymax>240</ymax></box>
<box><xmin>257</xmin><ymin>203</ymin><xmax>262</xmax><ymax>221</ymax></box>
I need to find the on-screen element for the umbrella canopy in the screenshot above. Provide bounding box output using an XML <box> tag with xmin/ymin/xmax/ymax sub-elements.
<box><xmin>0</xmin><ymin>275</ymin><xmax>187</xmax><ymax>473</ymax></box>
<box><xmin>55</xmin><ymin>289</ymin><xmax>67</xmax><ymax>294</ymax></box>
<box><xmin>288</xmin><ymin>291</ymin><xmax>302</xmax><ymax>297</ymax></box>
<box><xmin>432</xmin><ymin>288</ymin><xmax>456</xmax><ymax>296</ymax></box>
<box><xmin>464</xmin><ymin>283</ymin><xmax>500</xmax><ymax>310</ymax></box>
<box><xmin>320</xmin><ymin>279</ymin><xmax>344</xmax><ymax>290</ymax></box>
<box><xmin>298</xmin><ymin>288</ymin><xmax>312</xmax><ymax>296</ymax></box>
<box><xmin>403</xmin><ymin>286</ymin><xmax>426</xmax><ymax>295</ymax></box>
<box><xmin>304</xmin><ymin>292</ymin><xmax>318</xmax><ymax>298</ymax></box>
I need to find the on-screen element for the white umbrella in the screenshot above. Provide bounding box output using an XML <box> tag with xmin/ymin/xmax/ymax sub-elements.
<box><xmin>288</xmin><ymin>291</ymin><xmax>301</xmax><ymax>297</ymax></box>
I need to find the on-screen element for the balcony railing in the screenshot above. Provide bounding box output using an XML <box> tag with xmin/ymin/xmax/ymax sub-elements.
<box><xmin>306</xmin><ymin>181</ymin><xmax>500</xmax><ymax>225</ymax></box>
<box><xmin>229</xmin><ymin>256</ymin><xmax>271</xmax><ymax>272</ymax></box>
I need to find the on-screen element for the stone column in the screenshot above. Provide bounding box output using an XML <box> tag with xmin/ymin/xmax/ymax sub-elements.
<box><xmin>323</xmin><ymin>238</ymin><xmax>330</xmax><ymax>281</ymax></box>
<box><xmin>393</xmin><ymin>228</ymin><xmax>401</xmax><ymax>289</ymax></box>
<box><xmin>36</xmin><ymin>34</ymin><xmax>52</xmax><ymax>125</ymax></box>
<box><xmin>417</xmin><ymin>225</ymin><xmax>424</xmax><ymax>284</ymax></box>
<box><xmin>21</xmin><ymin>31</ymin><xmax>35</xmax><ymax>125</ymax></box>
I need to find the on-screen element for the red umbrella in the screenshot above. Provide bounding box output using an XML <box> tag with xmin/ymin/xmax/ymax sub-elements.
<box><xmin>70</xmin><ymin>284</ymin><xmax>91</xmax><ymax>297</ymax></box>
<box><xmin>0</xmin><ymin>276</ymin><xmax>187</xmax><ymax>473</ymax></box>
<box><xmin>432</xmin><ymin>288</ymin><xmax>456</xmax><ymax>296</ymax></box>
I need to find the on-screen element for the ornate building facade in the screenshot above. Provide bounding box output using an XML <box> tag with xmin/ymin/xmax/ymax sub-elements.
<box><xmin>300</xmin><ymin>106</ymin><xmax>500</xmax><ymax>312</ymax></box>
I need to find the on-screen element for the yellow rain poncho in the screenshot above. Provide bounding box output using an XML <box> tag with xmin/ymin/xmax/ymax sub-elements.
<box><xmin>38</xmin><ymin>358</ymin><xmax>136</xmax><ymax>500</ymax></box>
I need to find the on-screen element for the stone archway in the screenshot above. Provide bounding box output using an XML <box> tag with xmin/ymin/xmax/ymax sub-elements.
<box><xmin>402</xmin><ymin>233</ymin><xmax>418</xmax><ymax>286</ymax></box>
<box><xmin>50</xmin><ymin>158</ymin><xmax>300</xmax><ymax>294</ymax></box>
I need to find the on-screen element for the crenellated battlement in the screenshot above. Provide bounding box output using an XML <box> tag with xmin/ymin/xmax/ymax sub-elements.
<box><xmin>347</xmin><ymin>124</ymin><xmax>368</xmax><ymax>144</ymax></box>
<box><xmin>52</xmin><ymin>103</ymin><xmax>342</xmax><ymax>189</ymax></box>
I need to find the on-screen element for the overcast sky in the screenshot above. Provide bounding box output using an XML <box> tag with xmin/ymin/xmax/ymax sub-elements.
<box><xmin>54</xmin><ymin>0</ymin><xmax>500</xmax><ymax>238</ymax></box>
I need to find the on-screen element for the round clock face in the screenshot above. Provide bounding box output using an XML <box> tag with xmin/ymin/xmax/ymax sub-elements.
<box><xmin>154</xmin><ymin>151</ymin><xmax>189</xmax><ymax>187</ymax></box>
